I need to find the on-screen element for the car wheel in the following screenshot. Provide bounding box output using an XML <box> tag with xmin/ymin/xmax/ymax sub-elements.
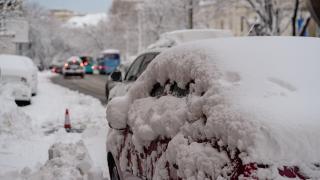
<box><xmin>110</xmin><ymin>164</ymin><xmax>120</xmax><ymax>180</ymax></box>
<box><xmin>108</xmin><ymin>154</ymin><xmax>120</xmax><ymax>180</ymax></box>
<box><xmin>81</xmin><ymin>74</ymin><xmax>84</xmax><ymax>79</ymax></box>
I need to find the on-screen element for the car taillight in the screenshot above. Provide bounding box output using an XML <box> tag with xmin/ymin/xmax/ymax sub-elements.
<box><xmin>91</xmin><ymin>66</ymin><xmax>95</xmax><ymax>70</ymax></box>
<box><xmin>64</xmin><ymin>63</ymin><xmax>68</xmax><ymax>68</ymax></box>
<box><xmin>80</xmin><ymin>63</ymin><xmax>84</xmax><ymax>67</ymax></box>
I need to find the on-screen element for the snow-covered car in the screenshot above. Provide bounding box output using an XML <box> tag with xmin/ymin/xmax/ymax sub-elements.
<box><xmin>62</xmin><ymin>56</ymin><xmax>85</xmax><ymax>78</ymax></box>
<box><xmin>106</xmin><ymin>37</ymin><xmax>320</xmax><ymax>179</ymax></box>
<box><xmin>0</xmin><ymin>54</ymin><xmax>38</xmax><ymax>104</ymax></box>
<box><xmin>105</xmin><ymin>29</ymin><xmax>233</xmax><ymax>103</ymax></box>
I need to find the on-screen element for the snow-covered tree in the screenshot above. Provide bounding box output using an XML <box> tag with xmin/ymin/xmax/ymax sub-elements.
<box><xmin>23</xmin><ymin>2</ymin><xmax>74</xmax><ymax>68</ymax></box>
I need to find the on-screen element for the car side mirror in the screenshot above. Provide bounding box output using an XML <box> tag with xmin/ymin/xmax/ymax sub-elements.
<box><xmin>111</xmin><ymin>71</ymin><xmax>122</xmax><ymax>82</ymax></box>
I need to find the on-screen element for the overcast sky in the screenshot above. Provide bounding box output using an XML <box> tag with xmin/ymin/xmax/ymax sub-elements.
<box><xmin>27</xmin><ymin>0</ymin><xmax>112</xmax><ymax>14</ymax></box>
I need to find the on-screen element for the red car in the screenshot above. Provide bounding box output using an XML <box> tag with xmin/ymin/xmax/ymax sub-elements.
<box><xmin>106</xmin><ymin>37</ymin><xmax>320</xmax><ymax>179</ymax></box>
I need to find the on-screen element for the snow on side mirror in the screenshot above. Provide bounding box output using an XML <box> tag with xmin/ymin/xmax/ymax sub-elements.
<box><xmin>106</xmin><ymin>96</ymin><xmax>130</xmax><ymax>130</ymax></box>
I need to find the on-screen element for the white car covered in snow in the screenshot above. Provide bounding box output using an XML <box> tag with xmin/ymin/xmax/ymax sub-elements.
<box><xmin>0</xmin><ymin>54</ymin><xmax>38</xmax><ymax>104</ymax></box>
<box><xmin>106</xmin><ymin>37</ymin><xmax>320</xmax><ymax>179</ymax></box>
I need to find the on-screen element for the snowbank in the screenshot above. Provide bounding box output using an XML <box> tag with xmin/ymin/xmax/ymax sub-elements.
<box><xmin>0</xmin><ymin>72</ymin><xmax>108</xmax><ymax>179</ymax></box>
<box><xmin>28</xmin><ymin>141</ymin><xmax>103</xmax><ymax>180</ymax></box>
<box><xmin>107</xmin><ymin>37</ymin><xmax>320</xmax><ymax>178</ymax></box>
<box><xmin>0</xmin><ymin>84</ymin><xmax>33</xmax><ymax>137</ymax></box>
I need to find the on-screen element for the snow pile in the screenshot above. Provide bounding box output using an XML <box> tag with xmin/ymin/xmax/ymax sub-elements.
<box><xmin>28</xmin><ymin>141</ymin><xmax>102</xmax><ymax>180</ymax></box>
<box><xmin>0</xmin><ymin>84</ymin><xmax>33</xmax><ymax>137</ymax></box>
<box><xmin>0</xmin><ymin>72</ymin><xmax>108</xmax><ymax>179</ymax></box>
<box><xmin>66</xmin><ymin>13</ymin><xmax>107</xmax><ymax>28</ymax></box>
<box><xmin>107</xmin><ymin>37</ymin><xmax>320</xmax><ymax>178</ymax></box>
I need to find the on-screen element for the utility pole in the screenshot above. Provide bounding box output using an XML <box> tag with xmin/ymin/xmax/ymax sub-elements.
<box><xmin>188</xmin><ymin>0</ymin><xmax>193</xmax><ymax>29</ymax></box>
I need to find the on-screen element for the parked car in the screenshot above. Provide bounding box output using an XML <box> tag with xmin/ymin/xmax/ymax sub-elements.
<box><xmin>106</xmin><ymin>37</ymin><xmax>320</xmax><ymax>179</ymax></box>
<box><xmin>62</xmin><ymin>56</ymin><xmax>85</xmax><ymax>78</ymax></box>
<box><xmin>98</xmin><ymin>49</ymin><xmax>121</xmax><ymax>75</ymax></box>
<box><xmin>80</xmin><ymin>56</ymin><xmax>95</xmax><ymax>74</ymax></box>
<box><xmin>105</xmin><ymin>29</ymin><xmax>233</xmax><ymax>103</ymax></box>
<box><xmin>0</xmin><ymin>54</ymin><xmax>38</xmax><ymax>104</ymax></box>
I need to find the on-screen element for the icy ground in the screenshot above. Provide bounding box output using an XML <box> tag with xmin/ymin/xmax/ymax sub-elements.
<box><xmin>0</xmin><ymin>72</ymin><xmax>109</xmax><ymax>180</ymax></box>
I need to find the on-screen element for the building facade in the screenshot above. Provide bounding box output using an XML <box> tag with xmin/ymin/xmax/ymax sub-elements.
<box><xmin>0</xmin><ymin>18</ymin><xmax>30</xmax><ymax>56</ymax></box>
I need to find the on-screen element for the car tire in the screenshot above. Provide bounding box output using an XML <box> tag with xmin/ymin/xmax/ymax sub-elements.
<box><xmin>80</xmin><ymin>74</ymin><xmax>84</xmax><ymax>79</ymax></box>
<box><xmin>109</xmin><ymin>163</ymin><xmax>120</xmax><ymax>180</ymax></box>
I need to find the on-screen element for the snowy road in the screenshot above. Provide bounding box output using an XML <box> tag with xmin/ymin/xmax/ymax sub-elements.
<box><xmin>51</xmin><ymin>74</ymin><xmax>108</xmax><ymax>104</ymax></box>
<box><xmin>0</xmin><ymin>72</ymin><xmax>109</xmax><ymax>180</ymax></box>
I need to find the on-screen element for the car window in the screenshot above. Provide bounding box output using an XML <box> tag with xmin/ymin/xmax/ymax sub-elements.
<box><xmin>150</xmin><ymin>80</ymin><xmax>194</xmax><ymax>98</ymax></box>
<box><xmin>137</xmin><ymin>53</ymin><xmax>159</xmax><ymax>78</ymax></box>
<box><xmin>125</xmin><ymin>55</ymin><xmax>145</xmax><ymax>81</ymax></box>
<box><xmin>68</xmin><ymin>61</ymin><xmax>80</xmax><ymax>66</ymax></box>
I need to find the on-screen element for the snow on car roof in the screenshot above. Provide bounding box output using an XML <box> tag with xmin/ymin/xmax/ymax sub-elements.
<box><xmin>148</xmin><ymin>29</ymin><xmax>233</xmax><ymax>49</ymax></box>
<box><xmin>108</xmin><ymin>37</ymin><xmax>320</xmax><ymax>168</ymax></box>
<box><xmin>101</xmin><ymin>49</ymin><xmax>120</xmax><ymax>55</ymax></box>
<box><xmin>0</xmin><ymin>54</ymin><xmax>34</xmax><ymax>75</ymax></box>
<box><xmin>66</xmin><ymin>56</ymin><xmax>81</xmax><ymax>62</ymax></box>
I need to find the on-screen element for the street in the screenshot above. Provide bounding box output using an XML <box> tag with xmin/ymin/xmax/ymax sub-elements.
<box><xmin>51</xmin><ymin>74</ymin><xmax>108</xmax><ymax>104</ymax></box>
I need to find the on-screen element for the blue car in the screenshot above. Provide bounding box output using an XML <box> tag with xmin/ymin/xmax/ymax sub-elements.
<box><xmin>98</xmin><ymin>50</ymin><xmax>120</xmax><ymax>75</ymax></box>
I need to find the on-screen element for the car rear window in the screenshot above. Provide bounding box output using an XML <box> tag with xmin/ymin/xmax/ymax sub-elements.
<box><xmin>68</xmin><ymin>61</ymin><xmax>80</xmax><ymax>66</ymax></box>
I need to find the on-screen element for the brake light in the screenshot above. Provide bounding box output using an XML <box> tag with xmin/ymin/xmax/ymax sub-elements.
<box><xmin>84</xmin><ymin>62</ymin><xmax>88</xmax><ymax>66</ymax></box>
<box><xmin>64</xmin><ymin>63</ymin><xmax>68</xmax><ymax>68</ymax></box>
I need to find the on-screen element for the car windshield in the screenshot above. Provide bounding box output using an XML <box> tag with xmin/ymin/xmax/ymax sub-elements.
<box><xmin>68</xmin><ymin>61</ymin><xmax>80</xmax><ymax>65</ymax></box>
<box><xmin>103</xmin><ymin>54</ymin><xmax>119</xmax><ymax>59</ymax></box>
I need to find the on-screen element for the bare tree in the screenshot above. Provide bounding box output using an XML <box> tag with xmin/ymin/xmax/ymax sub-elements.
<box><xmin>245</xmin><ymin>0</ymin><xmax>310</xmax><ymax>36</ymax></box>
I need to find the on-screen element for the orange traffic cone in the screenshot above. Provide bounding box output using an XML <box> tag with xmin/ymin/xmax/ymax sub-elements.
<box><xmin>64</xmin><ymin>108</ymin><xmax>71</xmax><ymax>132</ymax></box>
